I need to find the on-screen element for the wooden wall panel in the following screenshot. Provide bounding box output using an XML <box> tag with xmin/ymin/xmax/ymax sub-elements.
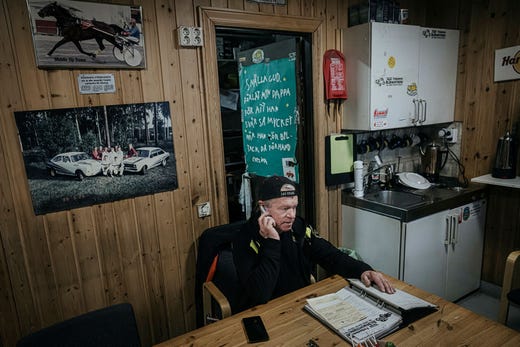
<box><xmin>0</xmin><ymin>132</ymin><xmax>22</xmax><ymax>345</ymax></box>
<box><xmin>0</xmin><ymin>1</ymin><xmax>41</xmax><ymax>339</ymax></box>
<box><xmin>287</xmin><ymin>0</ymin><xmax>301</xmax><ymax>16</ymax></box>
<box><xmin>243</xmin><ymin>0</ymin><xmax>260</xmax><ymax>13</ymax></box>
<box><xmin>228</xmin><ymin>0</ymin><xmax>244</xmax><ymax>11</ymax></box>
<box><xmin>134</xmin><ymin>196</ymin><xmax>169</xmax><ymax>343</ymax></box>
<box><xmin>69</xmin><ymin>208</ymin><xmax>106</xmax><ymax>314</ymax></box>
<box><xmin>0</xmin><ymin>1</ymin><xmax>519</xmax><ymax>347</ymax></box>
<box><xmin>483</xmin><ymin>187</ymin><xmax>520</xmax><ymax>285</ymax></box>
<box><xmin>323</xmin><ymin>0</ymin><xmax>340</xmax><ymax>244</ymax></box>
<box><xmin>44</xmin><ymin>211</ymin><xmax>83</xmax><ymax>320</ymax></box>
<box><xmin>455</xmin><ymin>0</ymin><xmax>520</xmax><ymax>284</ymax></box>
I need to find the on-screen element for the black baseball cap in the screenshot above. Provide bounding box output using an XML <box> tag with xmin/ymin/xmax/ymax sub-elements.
<box><xmin>258</xmin><ymin>175</ymin><xmax>298</xmax><ymax>201</ymax></box>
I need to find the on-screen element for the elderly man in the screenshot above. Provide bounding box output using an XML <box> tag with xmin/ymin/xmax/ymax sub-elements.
<box><xmin>233</xmin><ymin>175</ymin><xmax>394</xmax><ymax>312</ymax></box>
<box><xmin>127</xmin><ymin>18</ymin><xmax>140</xmax><ymax>40</ymax></box>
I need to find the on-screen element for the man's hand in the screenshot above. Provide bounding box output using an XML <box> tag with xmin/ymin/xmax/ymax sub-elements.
<box><xmin>258</xmin><ymin>208</ymin><xmax>279</xmax><ymax>240</ymax></box>
<box><xmin>360</xmin><ymin>270</ymin><xmax>396</xmax><ymax>294</ymax></box>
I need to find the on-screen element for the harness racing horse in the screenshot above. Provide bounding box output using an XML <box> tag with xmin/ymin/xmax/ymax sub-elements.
<box><xmin>38</xmin><ymin>2</ymin><xmax>125</xmax><ymax>58</ymax></box>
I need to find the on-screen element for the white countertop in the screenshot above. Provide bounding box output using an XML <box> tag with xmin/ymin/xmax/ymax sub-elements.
<box><xmin>471</xmin><ymin>174</ymin><xmax>520</xmax><ymax>188</ymax></box>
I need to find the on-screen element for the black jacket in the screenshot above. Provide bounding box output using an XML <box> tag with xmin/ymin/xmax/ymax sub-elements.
<box><xmin>233</xmin><ymin>216</ymin><xmax>372</xmax><ymax>311</ymax></box>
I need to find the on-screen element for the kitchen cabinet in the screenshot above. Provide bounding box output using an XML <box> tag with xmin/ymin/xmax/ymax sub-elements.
<box><xmin>343</xmin><ymin>22</ymin><xmax>459</xmax><ymax>130</ymax></box>
<box><xmin>403</xmin><ymin>200</ymin><xmax>486</xmax><ymax>301</ymax></box>
<box><xmin>416</xmin><ymin>27</ymin><xmax>460</xmax><ymax>125</ymax></box>
<box><xmin>342</xmin><ymin>198</ymin><xmax>486</xmax><ymax>301</ymax></box>
<box><xmin>343</xmin><ymin>207</ymin><xmax>402</xmax><ymax>278</ymax></box>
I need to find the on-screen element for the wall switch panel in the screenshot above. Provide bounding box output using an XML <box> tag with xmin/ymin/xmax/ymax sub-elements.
<box><xmin>197</xmin><ymin>202</ymin><xmax>211</xmax><ymax>218</ymax></box>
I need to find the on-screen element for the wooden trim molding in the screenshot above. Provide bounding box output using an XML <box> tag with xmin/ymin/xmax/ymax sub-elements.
<box><xmin>197</xmin><ymin>7</ymin><xmax>327</xmax><ymax>232</ymax></box>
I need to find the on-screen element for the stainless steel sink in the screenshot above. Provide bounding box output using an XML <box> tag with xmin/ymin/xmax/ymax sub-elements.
<box><xmin>363</xmin><ymin>190</ymin><xmax>427</xmax><ymax>208</ymax></box>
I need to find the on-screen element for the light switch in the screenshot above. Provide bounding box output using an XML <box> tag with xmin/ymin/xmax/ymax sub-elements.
<box><xmin>197</xmin><ymin>202</ymin><xmax>211</xmax><ymax>218</ymax></box>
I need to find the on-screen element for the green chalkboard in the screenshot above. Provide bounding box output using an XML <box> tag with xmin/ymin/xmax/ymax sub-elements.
<box><xmin>238</xmin><ymin>40</ymin><xmax>299</xmax><ymax>181</ymax></box>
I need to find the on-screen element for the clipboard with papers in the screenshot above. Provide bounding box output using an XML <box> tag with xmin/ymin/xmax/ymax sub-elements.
<box><xmin>304</xmin><ymin>279</ymin><xmax>438</xmax><ymax>345</ymax></box>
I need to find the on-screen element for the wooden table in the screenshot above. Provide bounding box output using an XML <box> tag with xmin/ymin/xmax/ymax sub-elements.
<box><xmin>155</xmin><ymin>275</ymin><xmax>520</xmax><ymax>346</ymax></box>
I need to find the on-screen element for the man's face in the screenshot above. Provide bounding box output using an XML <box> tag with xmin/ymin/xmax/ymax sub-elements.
<box><xmin>263</xmin><ymin>196</ymin><xmax>298</xmax><ymax>233</ymax></box>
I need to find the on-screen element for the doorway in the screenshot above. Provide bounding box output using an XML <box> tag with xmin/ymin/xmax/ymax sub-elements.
<box><xmin>216</xmin><ymin>27</ymin><xmax>314</xmax><ymax>223</ymax></box>
<box><xmin>199</xmin><ymin>7</ymin><xmax>328</xmax><ymax>233</ymax></box>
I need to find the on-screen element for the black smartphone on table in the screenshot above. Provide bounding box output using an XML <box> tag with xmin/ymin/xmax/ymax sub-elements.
<box><xmin>242</xmin><ymin>316</ymin><xmax>269</xmax><ymax>343</ymax></box>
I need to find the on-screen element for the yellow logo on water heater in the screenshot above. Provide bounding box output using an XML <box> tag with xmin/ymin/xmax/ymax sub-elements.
<box><xmin>388</xmin><ymin>56</ymin><xmax>396</xmax><ymax>68</ymax></box>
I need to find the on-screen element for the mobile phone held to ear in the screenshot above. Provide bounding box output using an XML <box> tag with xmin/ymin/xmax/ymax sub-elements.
<box><xmin>242</xmin><ymin>316</ymin><xmax>269</xmax><ymax>343</ymax></box>
<box><xmin>260</xmin><ymin>205</ymin><xmax>268</xmax><ymax>214</ymax></box>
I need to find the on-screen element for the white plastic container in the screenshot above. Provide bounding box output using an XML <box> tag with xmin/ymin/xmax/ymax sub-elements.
<box><xmin>353</xmin><ymin>160</ymin><xmax>364</xmax><ymax>197</ymax></box>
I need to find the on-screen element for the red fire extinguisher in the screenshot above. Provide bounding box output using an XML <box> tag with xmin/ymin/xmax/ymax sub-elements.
<box><xmin>323</xmin><ymin>49</ymin><xmax>347</xmax><ymax>117</ymax></box>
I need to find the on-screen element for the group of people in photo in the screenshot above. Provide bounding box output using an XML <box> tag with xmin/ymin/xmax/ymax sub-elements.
<box><xmin>91</xmin><ymin>144</ymin><xmax>138</xmax><ymax>177</ymax></box>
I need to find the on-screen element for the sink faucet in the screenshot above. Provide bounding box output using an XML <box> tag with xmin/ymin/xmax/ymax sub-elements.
<box><xmin>364</xmin><ymin>163</ymin><xmax>395</xmax><ymax>191</ymax></box>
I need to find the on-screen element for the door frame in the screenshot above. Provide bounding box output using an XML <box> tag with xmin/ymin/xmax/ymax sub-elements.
<box><xmin>198</xmin><ymin>7</ymin><xmax>327</xmax><ymax>232</ymax></box>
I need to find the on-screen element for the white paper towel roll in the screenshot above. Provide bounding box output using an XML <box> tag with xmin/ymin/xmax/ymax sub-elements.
<box><xmin>353</xmin><ymin>160</ymin><xmax>364</xmax><ymax>197</ymax></box>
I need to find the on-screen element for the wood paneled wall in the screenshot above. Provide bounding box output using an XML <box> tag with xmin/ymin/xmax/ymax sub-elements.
<box><xmin>0</xmin><ymin>1</ymin><xmax>343</xmax><ymax>346</ymax></box>
<box><xmin>0</xmin><ymin>0</ymin><xmax>518</xmax><ymax>346</ymax></box>
<box><xmin>454</xmin><ymin>0</ymin><xmax>520</xmax><ymax>285</ymax></box>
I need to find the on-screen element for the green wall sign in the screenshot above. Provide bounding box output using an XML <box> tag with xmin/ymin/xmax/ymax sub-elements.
<box><xmin>239</xmin><ymin>56</ymin><xmax>298</xmax><ymax>181</ymax></box>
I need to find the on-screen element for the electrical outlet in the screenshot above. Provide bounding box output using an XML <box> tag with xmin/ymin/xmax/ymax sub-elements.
<box><xmin>177</xmin><ymin>26</ymin><xmax>203</xmax><ymax>47</ymax></box>
<box><xmin>448</xmin><ymin>128</ymin><xmax>458</xmax><ymax>143</ymax></box>
<box><xmin>197</xmin><ymin>202</ymin><xmax>211</xmax><ymax>218</ymax></box>
<box><xmin>439</xmin><ymin>127</ymin><xmax>458</xmax><ymax>143</ymax></box>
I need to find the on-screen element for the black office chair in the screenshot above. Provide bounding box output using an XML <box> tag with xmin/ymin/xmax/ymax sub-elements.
<box><xmin>499</xmin><ymin>250</ymin><xmax>520</xmax><ymax>325</ymax></box>
<box><xmin>16</xmin><ymin>303</ymin><xmax>141</xmax><ymax>347</ymax></box>
<box><xmin>195</xmin><ymin>221</ymin><xmax>245</xmax><ymax>327</ymax></box>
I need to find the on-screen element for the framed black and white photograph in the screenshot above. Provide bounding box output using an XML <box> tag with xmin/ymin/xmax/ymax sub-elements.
<box><xmin>27</xmin><ymin>0</ymin><xmax>146</xmax><ymax>69</ymax></box>
<box><xmin>14</xmin><ymin>101</ymin><xmax>178</xmax><ymax>215</ymax></box>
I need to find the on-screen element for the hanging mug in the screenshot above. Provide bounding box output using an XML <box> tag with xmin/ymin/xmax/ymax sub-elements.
<box><xmin>418</xmin><ymin>132</ymin><xmax>429</xmax><ymax>146</ymax></box>
<box><xmin>376</xmin><ymin>135</ymin><xmax>387</xmax><ymax>150</ymax></box>
<box><xmin>411</xmin><ymin>134</ymin><xmax>422</xmax><ymax>147</ymax></box>
<box><xmin>367</xmin><ymin>136</ymin><xmax>379</xmax><ymax>152</ymax></box>
<box><xmin>402</xmin><ymin>134</ymin><xmax>413</xmax><ymax>147</ymax></box>
<box><xmin>357</xmin><ymin>140</ymin><xmax>370</xmax><ymax>154</ymax></box>
<box><xmin>388</xmin><ymin>134</ymin><xmax>402</xmax><ymax>150</ymax></box>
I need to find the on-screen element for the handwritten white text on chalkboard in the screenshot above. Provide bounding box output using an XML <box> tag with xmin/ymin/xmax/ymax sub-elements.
<box><xmin>243</xmin><ymin>103</ymin><xmax>279</xmax><ymax>116</ymax></box>
<box><xmin>244</xmin><ymin>73</ymin><xmax>282</xmax><ymax>90</ymax></box>
<box><xmin>246</xmin><ymin>143</ymin><xmax>292</xmax><ymax>153</ymax></box>
<box><xmin>243</xmin><ymin>88</ymin><xmax>291</xmax><ymax>103</ymax></box>
<box><xmin>239</xmin><ymin>56</ymin><xmax>298</xmax><ymax>178</ymax></box>
<box><xmin>244</xmin><ymin>115</ymin><xmax>294</xmax><ymax>129</ymax></box>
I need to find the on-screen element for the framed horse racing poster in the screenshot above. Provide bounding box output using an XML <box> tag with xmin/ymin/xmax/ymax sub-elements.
<box><xmin>26</xmin><ymin>0</ymin><xmax>146</xmax><ymax>69</ymax></box>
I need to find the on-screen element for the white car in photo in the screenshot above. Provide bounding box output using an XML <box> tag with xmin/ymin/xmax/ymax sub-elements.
<box><xmin>123</xmin><ymin>147</ymin><xmax>169</xmax><ymax>174</ymax></box>
<box><xmin>46</xmin><ymin>152</ymin><xmax>102</xmax><ymax>180</ymax></box>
